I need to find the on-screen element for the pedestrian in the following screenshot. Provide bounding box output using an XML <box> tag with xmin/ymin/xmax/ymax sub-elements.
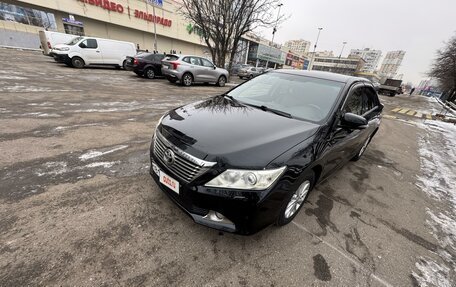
<box><xmin>410</xmin><ymin>87</ymin><xmax>415</xmax><ymax>96</ymax></box>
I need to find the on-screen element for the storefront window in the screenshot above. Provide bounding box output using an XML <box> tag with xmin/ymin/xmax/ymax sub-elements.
<box><xmin>0</xmin><ymin>2</ymin><xmax>57</xmax><ymax>30</ymax></box>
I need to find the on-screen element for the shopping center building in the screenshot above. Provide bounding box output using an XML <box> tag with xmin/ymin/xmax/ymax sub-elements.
<box><xmin>0</xmin><ymin>0</ymin><xmax>208</xmax><ymax>55</ymax></box>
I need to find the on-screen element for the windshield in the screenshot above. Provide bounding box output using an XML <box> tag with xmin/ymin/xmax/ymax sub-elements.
<box><xmin>66</xmin><ymin>36</ymin><xmax>84</xmax><ymax>45</ymax></box>
<box><xmin>227</xmin><ymin>72</ymin><xmax>345</xmax><ymax>122</ymax></box>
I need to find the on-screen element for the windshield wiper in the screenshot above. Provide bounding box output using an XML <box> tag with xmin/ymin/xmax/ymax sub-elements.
<box><xmin>245</xmin><ymin>103</ymin><xmax>293</xmax><ymax>118</ymax></box>
<box><xmin>221</xmin><ymin>93</ymin><xmax>239</xmax><ymax>103</ymax></box>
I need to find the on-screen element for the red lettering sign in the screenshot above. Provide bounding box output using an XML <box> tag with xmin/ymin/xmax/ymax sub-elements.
<box><xmin>133</xmin><ymin>9</ymin><xmax>172</xmax><ymax>27</ymax></box>
<box><xmin>78</xmin><ymin>0</ymin><xmax>124</xmax><ymax>14</ymax></box>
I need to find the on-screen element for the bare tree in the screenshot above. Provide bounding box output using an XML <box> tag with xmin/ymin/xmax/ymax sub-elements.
<box><xmin>180</xmin><ymin>0</ymin><xmax>283</xmax><ymax>71</ymax></box>
<box><xmin>429</xmin><ymin>34</ymin><xmax>456</xmax><ymax>102</ymax></box>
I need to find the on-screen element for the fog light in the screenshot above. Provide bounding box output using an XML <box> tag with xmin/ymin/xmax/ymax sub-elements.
<box><xmin>215</xmin><ymin>212</ymin><xmax>224</xmax><ymax>220</ymax></box>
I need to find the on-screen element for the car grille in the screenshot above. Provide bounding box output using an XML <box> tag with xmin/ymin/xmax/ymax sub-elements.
<box><xmin>153</xmin><ymin>131</ymin><xmax>216</xmax><ymax>183</ymax></box>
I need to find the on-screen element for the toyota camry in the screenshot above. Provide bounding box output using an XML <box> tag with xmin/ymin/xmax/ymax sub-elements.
<box><xmin>150</xmin><ymin>70</ymin><xmax>382</xmax><ymax>234</ymax></box>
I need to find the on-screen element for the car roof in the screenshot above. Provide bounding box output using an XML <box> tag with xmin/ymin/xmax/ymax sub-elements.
<box><xmin>272</xmin><ymin>70</ymin><xmax>370</xmax><ymax>84</ymax></box>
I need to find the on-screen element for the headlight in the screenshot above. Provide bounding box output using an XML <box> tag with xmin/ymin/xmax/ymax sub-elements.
<box><xmin>205</xmin><ymin>166</ymin><xmax>286</xmax><ymax>190</ymax></box>
<box><xmin>60</xmin><ymin>47</ymin><xmax>70</xmax><ymax>51</ymax></box>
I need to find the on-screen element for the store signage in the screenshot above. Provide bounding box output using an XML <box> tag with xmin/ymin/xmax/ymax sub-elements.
<box><xmin>62</xmin><ymin>17</ymin><xmax>84</xmax><ymax>26</ymax></box>
<box><xmin>147</xmin><ymin>0</ymin><xmax>163</xmax><ymax>7</ymax></box>
<box><xmin>77</xmin><ymin>0</ymin><xmax>172</xmax><ymax>27</ymax></box>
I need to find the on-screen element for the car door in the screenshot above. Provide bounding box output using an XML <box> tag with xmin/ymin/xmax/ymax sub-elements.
<box><xmin>185</xmin><ymin>57</ymin><xmax>203</xmax><ymax>81</ymax></box>
<box><xmin>199</xmin><ymin>58</ymin><xmax>217</xmax><ymax>82</ymax></box>
<box><xmin>319</xmin><ymin>83</ymin><xmax>368</xmax><ymax>176</ymax></box>
<box><xmin>79</xmin><ymin>39</ymin><xmax>102</xmax><ymax>64</ymax></box>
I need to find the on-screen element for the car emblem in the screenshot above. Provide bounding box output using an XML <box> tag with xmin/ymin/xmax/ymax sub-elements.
<box><xmin>163</xmin><ymin>149</ymin><xmax>175</xmax><ymax>165</ymax></box>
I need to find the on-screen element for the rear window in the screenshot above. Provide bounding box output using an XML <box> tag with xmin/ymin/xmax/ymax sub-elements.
<box><xmin>136</xmin><ymin>53</ymin><xmax>152</xmax><ymax>58</ymax></box>
<box><xmin>164</xmin><ymin>55</ymin><xmax>179</xmax><ymax>61</ymax></box>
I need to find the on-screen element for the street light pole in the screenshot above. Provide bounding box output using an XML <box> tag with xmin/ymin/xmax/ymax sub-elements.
<box><xmin>266</xmin><ymin>3</ymin><xmax>283</xmax><ymax>68</ymax></box>
<box><xmin>339</xmin><ymin>41</ymin><xmax>347</xmax><ymax>59</ymax></box>
<box><xmin>152</xmin><ymin>4</ymin><xmax>158</xmax><ymax>52</ymax></box>
<box><xmin>310</xmin><ymin>27</ymin><xmax>323</xmax><ymax>70</ymax></box>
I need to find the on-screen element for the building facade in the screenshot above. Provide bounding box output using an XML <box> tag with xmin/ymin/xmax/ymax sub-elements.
<box><xmin>379</xmin><ymin>50</ymin><xmax>406</xmax><ymax>79</ymax></box>
<box><xmin>348</xmin><ymin>48</ymin><xmax>381</xmax><ymax>73</ymax></box>
<box><xmin>284</xmin><ymin>39</ymin><xmax>311</xmax><ymax>55</ymax></box>
<box><xmin>0</xmin><ymin>0</ymin><xmax>208</xmax><ymax>55</ymax></box>
<box><xmin>311</xmin><ymin>56</ymin><xmax>365</xmax><ymax>76</ymax></box>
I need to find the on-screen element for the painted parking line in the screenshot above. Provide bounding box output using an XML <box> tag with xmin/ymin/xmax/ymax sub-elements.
<box><xmin>425</xmin><ymin>114</ymin><xmax>432</xmax><ymax>120</ymax></box>
<box><xmin>391</xmin><ymin>108</ymin><xmax>402</xmax><ymax>112</ymax></box>
<box><xmin>415</xmin><ymin>112</ymin><xmax>423</xmax><ymax>118</ymax></box>
<box><xmin>406</xmin><ymin>110</ymin><xmax>416</xmax><ymax>116</ymax></box>
<box><xmin>398</xmin><ymin>108</ymin><xmax>409</xmax><ymax>114</ymax></box>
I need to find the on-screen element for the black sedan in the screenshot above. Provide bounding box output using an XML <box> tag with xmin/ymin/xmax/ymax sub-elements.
<box><xmin>150</xmin><ymin>70</ymin><xmax>382</xmax><ymax>235</ymax></box>
<box><xmin>125</xmin><ymin>53</ymin><xmax>165</xmax><ymax>79</ymax></box>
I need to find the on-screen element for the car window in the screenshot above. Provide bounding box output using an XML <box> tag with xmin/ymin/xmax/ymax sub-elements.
<box><xmin>190</xmin><ymin>57</ymin><xmax>201</xmax><ymax>66</ymax></box>
<box><xmin>343</xmin><ymin>86</ymin><xmax>364</xmax><ymax>115</ymax></box>
<box><xmin>227</xmin><ymin>73</ymin><xmax>344</xmax><ymax>122</ymax></box>
<box><xmin>164</xmin><ymin>55</ymin><xmax>179</xmax><ymax>61</ymax></box>
<box><xmin>183</xmin><ymin>57</ymin><xmax>191</xmax><ymax>63</ymax></box>
<box><xmin>82</xmin><ymin>39</ymin><xmax>97</xmax><ymax>49</ymax></box>
<box><xmin>200</xmin><ymin>58</ymin><xmax>214</xmax><ymax>67</ymax></box>
<box><xmin>66</xmin><ymin>36</ymin><xmax>83</xmax><ymax>45</ymax></box>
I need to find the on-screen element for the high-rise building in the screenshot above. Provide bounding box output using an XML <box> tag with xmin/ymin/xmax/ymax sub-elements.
<box><xmin>379</xmin><ymin>50</ymin><xmax>406</xmax><ymax>78</ymax></box>
<box><xmin>284</xmin><ymin>39</ymin><xmax>311</xmax><ymax>55</ymax></box>
<box><xmin>348</xmin><ymin>48</ymin><xmax>382</xmax><ymax>73</ymax></box>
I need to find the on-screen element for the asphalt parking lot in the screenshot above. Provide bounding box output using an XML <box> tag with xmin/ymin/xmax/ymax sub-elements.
<box><xmin>1</xmin><ymin>48</ymin><xmax>455</xmax><ymax>286</ymax></box>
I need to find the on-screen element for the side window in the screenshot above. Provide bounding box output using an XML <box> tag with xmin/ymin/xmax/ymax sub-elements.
<box><xmin>200</xmin><ymin>58</ymin><xmax>214</xmax><ymax>67</ymax></box>
<box><xmin>343</xmin><ymin>87</ymin><xmax>363</xmax><ymax>115</ymax></box>
<box><xmin>183</xmin><ymin>57</ymin><xmax>191</xmax><ymax>64</ymax></box>
<box><xmin>81</xmin><ymin>39</ymin><xmax>97</xmax><ymax>49</ymax></box>
<box><xmin>251</xmin><ymin>68</ymin><xmax>256</xmax><ymax>72</ymax></box>
<box><xmin>362</xmin><ymin>86</ymin><xmax>379</xmax><ymax>117</ymax></box>
<box><xmin>190</xmin><ymin>57</ymin><xmax>201</xmax><ymax>66</ymax></box>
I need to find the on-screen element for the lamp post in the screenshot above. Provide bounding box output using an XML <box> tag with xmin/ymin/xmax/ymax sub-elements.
<box><xmin>265</xmin><ymin>3</ymin><xmax>283</xmax><ymax>68</ymax></box>
<box><xmin>152</xmin><ymin>4</ymin><xmax>158</xmax><ymax>52</ymax></box>
<box><xmin>310</xmin><ymin>27</ymin><xmax>323</xmax><ymax>70</ymax></box>
<box><xmin>339</xmin><ymin>41</ymin><xmax>347</xmax><ymax>58</ymax></box>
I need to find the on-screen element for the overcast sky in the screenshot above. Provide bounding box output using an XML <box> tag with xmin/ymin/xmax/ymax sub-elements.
<box><xmin>257</xmin><ymin>0</ymin><xmax>456</xmax><ymax>85</ymax></box>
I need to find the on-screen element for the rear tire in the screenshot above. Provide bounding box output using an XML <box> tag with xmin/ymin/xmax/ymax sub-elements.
<box><xmin>181</xmin><ymin>73</ymin><xmax>193</xmax><ymax>86</ymax></box>
<box><xmin>217</xmin><ymin>75</ymin><xmax>226</xmax><ymax>87</ymax></box>
<box><xmin>122</xmin><ymin>60</ymin><xmax>127</xmax><ymax>70</ymax></box>
<box><xmin>249</xmin><ymin>74</ymin><xmax>253</xmax><ymax>79</ymax></box>
<box><xmin>144</xmin><ymin>68</ymin><xmax>155</xmax><ymax>79</ymax></box>
<box><xmin>276</xmin><ymin>172</ymin><xmax>315</xmax><ymax>226</ymax></box>
<box><xmin>71</xmin><ymin>57</ymin><xmax>84</xmax><ymax>68</ymax></box>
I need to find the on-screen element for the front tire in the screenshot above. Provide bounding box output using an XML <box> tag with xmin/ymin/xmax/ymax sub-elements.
<box><xmin>181</xmin><ymin>73</ymin><xmax>193</xmax><ymax>86</ymax></box>
<box><xmin>217</xmin><ymin>75</ymin><xmax>227</xmax><ymax>87</ymax></box>
<box><xmin>71</xmin><ymin>57</ymin><xmax>84</xmax><ymax>68</ymax></box>
<box><xmin>276</xmin><ymin>172</ymin><xmax>314</xmax><ymax>226</ymax></box>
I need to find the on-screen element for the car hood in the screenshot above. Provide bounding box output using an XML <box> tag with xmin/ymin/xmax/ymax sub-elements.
<box><xmin>53</xmin><ymin>44</ymin><xmax>71</xmax><ymax>51</ymax></box>
<box><xmin>158</xmin><ymin>96</ymin><xmax>319</xmax><ymax>168</ymax></box>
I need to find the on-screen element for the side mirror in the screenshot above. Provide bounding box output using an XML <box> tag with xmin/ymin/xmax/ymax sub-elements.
<box><xmin>340</xmin><ymin>113</ymin><xmax>367</xmax><ymax>129</ymax></box>
<box><xmin>213</xmin><ymin>65</ymin><xmax>217</xmax><ymax>70</ymax></box>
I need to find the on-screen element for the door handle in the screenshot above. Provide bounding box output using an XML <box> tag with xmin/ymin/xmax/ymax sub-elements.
<box><xmin>96</xmin><ymin>51</ymin><xmax>100</xmax><ymax>53</ymax></box>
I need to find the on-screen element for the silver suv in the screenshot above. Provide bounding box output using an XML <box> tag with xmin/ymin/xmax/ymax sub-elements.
<box><xmin>161</xmin><ymin>54</ymin><xmax>229</xmax><ymax>87</ymax></box>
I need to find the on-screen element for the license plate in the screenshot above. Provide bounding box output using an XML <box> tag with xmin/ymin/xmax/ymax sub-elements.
<box><xmin>153</xmin><ymin>162</ymin><xmax>179</xmax><ymax>194</ymax></box>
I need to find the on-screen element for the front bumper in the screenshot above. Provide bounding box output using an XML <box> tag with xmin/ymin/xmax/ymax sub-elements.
<box><xmin>149</xmin><ymin>151</ymin><xmax>288</xmax><ymax>235</ymax></box>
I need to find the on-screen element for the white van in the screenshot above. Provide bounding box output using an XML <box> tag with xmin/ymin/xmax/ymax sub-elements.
<box><xmin>52</xmin><ymin>36</ymin><xmax>136</xmax><ymax>69</ymax></box>
<box><xmin>39</xmin><ymin>30</ymin><xmax>78</xmax><ymax>56</ymax></box>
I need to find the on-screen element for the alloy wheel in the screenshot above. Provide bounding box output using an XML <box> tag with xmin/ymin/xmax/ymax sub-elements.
<box><xmin>284</xmin><ymin>180</ymin><xmax>310</xmax><ymax>219</ymax></box>
<box><xmin>146</xmin><ymin>69</ymin><xmax>155</xmax><ymax>79</ymax></box>
<box><xmin>183</xmin><ymin>74</ymin><xmax>192</xmax><ymax>86</ymax></box>
<box><xmin>218</xmin><ymin>76</ymin><xmax>226</xmax><ymax>87</ymax></box>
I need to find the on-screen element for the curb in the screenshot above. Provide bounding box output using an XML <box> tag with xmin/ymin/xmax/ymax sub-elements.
<box><xmin>0</xmin><ymin>45</ymin><xmax>41</xmax><ymax>52</ymax></box>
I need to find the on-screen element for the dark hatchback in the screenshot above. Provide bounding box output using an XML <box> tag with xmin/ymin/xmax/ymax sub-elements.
<box><xmin>150</xmin><ymin>70</ymin><xmax>382</xmax><ymax>235</ymax></box>
<box><xmin>125</xmin><ymin>53</ymin><xmax>165</xmax><ymax>79</ymax></box>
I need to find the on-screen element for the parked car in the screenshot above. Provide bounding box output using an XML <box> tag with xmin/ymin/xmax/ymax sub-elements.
<box><xmin>161</xmin><ymin>54</ymin><xmax>229</xmax><ymax>87</ymax></box>
<box><xmin>229</xmin><ymin>63</ymin><xmax>252</xmax><ymax>75</ymax></box>
<box><xmin>238</xmin><ymin>66</ymin><xmax>264</xmax><ymax>79</ymax></box>
<box><xmin>51</xmin><ymin>36</ymin><xmax>136</xmax><ymax>69</ymax></box>
<box><xmin>150</xmin><ymin>70</ymin><xmax>383</xmax><ymax>234</ymax></box>
<box><xmin>39</xmin><ymin>30</ymin><xmax>78</xmax><ymax>56</ymax></box>
<box><xmin>125</xmin><ymin>53</ymin><xmax>165</xmax><ymax>79</ymax></box>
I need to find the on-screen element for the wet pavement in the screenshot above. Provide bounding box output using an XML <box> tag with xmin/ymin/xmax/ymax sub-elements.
<box><xmin>0</xmin><ymin>48</ymin><xmax>455</xmax><ymax>286</ymax></box>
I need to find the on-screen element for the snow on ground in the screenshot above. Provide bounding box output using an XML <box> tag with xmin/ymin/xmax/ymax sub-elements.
<box><xmin>79</xmin><ymin>145</ymin><xmax>129</xmax><ymax>161</ymax></box>
<box><xmin>413</xmin><ymin>119</ymin><xmax>456</xmax><ymax>286</ymax></box>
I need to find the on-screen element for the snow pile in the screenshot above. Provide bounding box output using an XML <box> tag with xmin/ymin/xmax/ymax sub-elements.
<box><xmin>413</xmin><ymin>120</ymin><xmax>456</xmax><ymax>286</ymax></box>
